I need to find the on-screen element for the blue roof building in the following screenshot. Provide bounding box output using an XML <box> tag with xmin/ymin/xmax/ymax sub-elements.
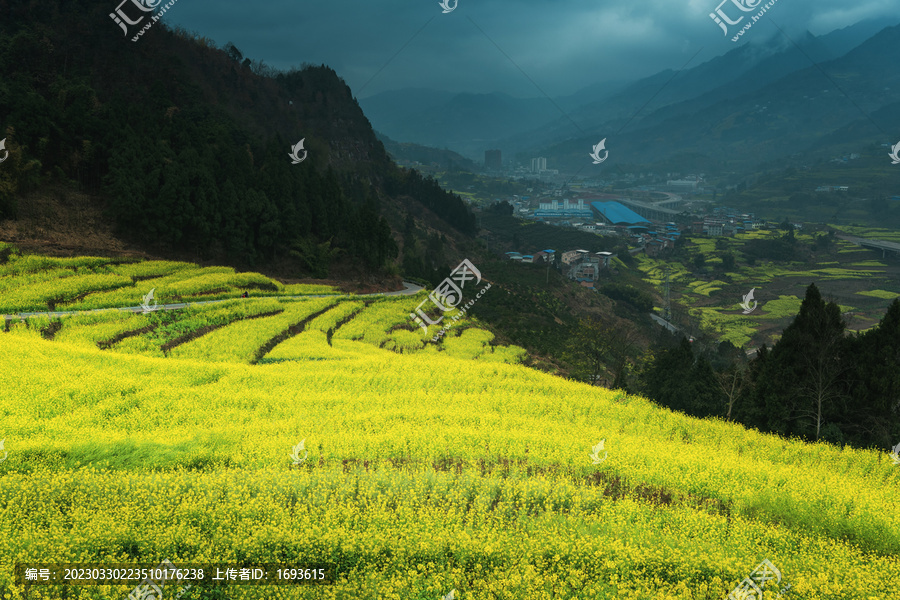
<box><xmin>590</xmin><ymin>201</ymin><xmax>651</xmax><ymax>226</ymax></box>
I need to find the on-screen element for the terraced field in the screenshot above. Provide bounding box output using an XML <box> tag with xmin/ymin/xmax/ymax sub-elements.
<box><xmin>1</xmin><ymin>250</ymin><xmax>898</xmax><ymax>599</ymax></box>
<box><xmin>0</xmin><ymin>248</ymin><xmax>525</xmax><ymax>366</ymax></box>
<box><xmin>0</xmin><ymin>245</ymin><xmax>338</xmax><ymax>315</ymax></box>
<box><xmin>636</xmin><ymin>230</ymin><xmax>900</xmax><ymax>347</ymax></box>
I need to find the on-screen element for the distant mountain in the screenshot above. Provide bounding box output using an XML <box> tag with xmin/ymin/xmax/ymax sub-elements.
<box><xmin>376</xmin><ymin>132</ymin><xmax>480</xmax><ymax>171</ymax></box>
<box><xmin>540</xmin><ymin>23</ymin><xmax>900</xmax><ymax>172</ymax></box>
<box><xmin>360</xmin><ymin>90</ymin><xmax>565</xmax><ymax>160</ymax></box>
<box><xmin>505</xmin><ymin>17</ymin><xmax>899</xmax><ymax>159</ymax></box>
<box><xmin>358</xmin><ymin>17</ymin><xmax>898</xmax><ymax>167</ymax></box>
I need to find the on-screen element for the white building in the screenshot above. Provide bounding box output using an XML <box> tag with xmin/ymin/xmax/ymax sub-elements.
<box><xmin>538</xmin><ymin>199</ymin><xmax>586</xmax><ymax>210</ymax></box>
<box><xmin>667</xmin><ymin>179</ymin><xmax>699</xmax><ymax>191</ymax></box>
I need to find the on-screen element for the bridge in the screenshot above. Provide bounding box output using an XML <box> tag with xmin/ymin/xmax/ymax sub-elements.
<box><xmin>838</xmin><ymin>235</ymin><xmax>900</xmax><ymax>258</ymax></box>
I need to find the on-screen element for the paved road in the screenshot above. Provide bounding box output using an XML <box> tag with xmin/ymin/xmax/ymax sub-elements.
<box><xmin>3</xmin><ymin>281</ymin><xmax>424</xmax><ymax>322</ymax></box>
<box><xmin>836</xmin><ymin>234</ymin><xmax>900</xmax><ymax>258</ymax></box>
<box><xmin>649</xmin><ymin>312</ymin><xmax>680</xmax><ymax>333</ymax></box>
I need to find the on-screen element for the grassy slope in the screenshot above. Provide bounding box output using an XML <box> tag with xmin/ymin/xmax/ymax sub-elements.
<box><xmin>1</xmin><ymin>328</ymin><xmax>899</xmax><ymax>599</ymax></box>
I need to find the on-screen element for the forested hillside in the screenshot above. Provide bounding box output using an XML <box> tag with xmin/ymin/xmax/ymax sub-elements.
<box><xmin>0</xmin><ymin>0</ymin><xmax>474</xmax><ymax>274</ymax></box>
<box><xmin>637</xmin><ymin>284</ymin><xmax>900</xmax><ymax>451</ymax></box>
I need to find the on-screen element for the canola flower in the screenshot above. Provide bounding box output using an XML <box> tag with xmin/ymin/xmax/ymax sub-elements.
<box><xmin>0</xmin><ymin>251</ymin><xmax>339</xmax><ymax>313</ymax></box>
<box><xmin>1</xmin><ymin>254</ymin><xmax>900</xmax><ymax>599</ymax></box>
<box><xmin>168</xmin><ymin>298</ymin><xmax>337</xmax><ymax>363</ymax></box>
<box><xmin>2</xmin><ymin>332</ymin><xmax>899</xmax><ymax>598</ymax></box>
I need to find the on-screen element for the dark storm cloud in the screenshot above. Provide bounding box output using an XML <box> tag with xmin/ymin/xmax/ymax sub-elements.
<box><xmin>167</xmin><ymin>0</ymin><xmax>900</xmax><ymax>99</ymax></box>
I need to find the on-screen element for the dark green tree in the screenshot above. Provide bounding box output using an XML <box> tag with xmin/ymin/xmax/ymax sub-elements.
<box><xmin>749</xmin><ymin>283</ymin><xmax>848</xmax><ymax>440</ymax></box>
<box><xmin>720</xmin><ymin>252</ymin><xmax>736</xmax><ymax>271</ymax></box>
<box><xmin>844</xmin><ymin>299</ymin><xmax>900</xmax><ymax>448</ymax></box>
<box><xmin>692</xmin><ymin>254</ymin><xmax>706</xmax><ymax>270</ymax></box>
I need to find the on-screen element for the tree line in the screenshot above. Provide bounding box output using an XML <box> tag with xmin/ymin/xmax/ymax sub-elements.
<box><xmin>634</xmin><ymin>284</ymin><xmax>899</xmax><ymax>451</ymax></box>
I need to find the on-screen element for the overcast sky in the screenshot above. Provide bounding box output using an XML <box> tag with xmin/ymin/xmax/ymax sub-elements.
<box><xmin>164</xmin><ymin>0</ymin><xmax>900</xmax><ymax>99</ymax></box>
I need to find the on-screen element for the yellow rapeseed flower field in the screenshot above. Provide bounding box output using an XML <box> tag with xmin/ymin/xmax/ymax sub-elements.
<box><xmin>0</xmin><ymin>257</ymin><xmax>898</xmax><ymax>599</ymax></box>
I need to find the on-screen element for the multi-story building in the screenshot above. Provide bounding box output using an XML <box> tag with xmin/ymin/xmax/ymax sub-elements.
<box><xmin>562</xmin><ymin>250</ymin><xmax>589</xmax><ymax>265</ymax></box>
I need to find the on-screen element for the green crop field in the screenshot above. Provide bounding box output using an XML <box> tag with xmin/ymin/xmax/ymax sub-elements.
<box><xmin>634</xmin><ymin>232</ymin><xmax>900</xmax><ymax>349</ymax></box>
<box><xmin>1</xmin><ymin>251</ymin><xmax>899</xmax><ymax>599</ymax></box>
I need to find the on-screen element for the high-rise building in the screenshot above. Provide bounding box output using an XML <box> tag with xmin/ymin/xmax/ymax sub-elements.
<box><xmin>485</xmin><ymin>149</ymin><xmax>502</xmax><ymax>170</ymax></box>
<box><xmin>531</xmin><ymin>157</ymin><xmax>547</xmax><ymax>173</ymax></box>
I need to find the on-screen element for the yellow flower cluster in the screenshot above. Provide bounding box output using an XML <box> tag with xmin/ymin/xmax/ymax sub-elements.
<box><xmin>333</xmin><ymin>296</ymin><xmax>427</xmax><ymax>346</ymax></box>
<box><xmin>0</xmin><ymin>272</ymin><xmax>133</xmax><ymax>313</ymax></box>
<box><xmin>305</xmin><ymin>301</ymin><xmax>365</xmax><ymax>333</ymax></box>
<box><xmin>168</xmin><ymin>298</ymin><xmax>337</xmax><ymax>363</ymax></box>
<box><xmin>0</xmin><ymin>255</ymin><xmax>898</xmax><ymax>598</ymax></box>
<box><xmin>0</xmin><ymin>251</ymin><xmax>341</xmax><ymax>314</ymax></box>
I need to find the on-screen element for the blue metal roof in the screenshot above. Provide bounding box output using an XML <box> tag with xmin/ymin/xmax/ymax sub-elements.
<box><xmin>590</xmin><ymin>201</ymin><xmax>650</xmax><ymax>225</ymax></box>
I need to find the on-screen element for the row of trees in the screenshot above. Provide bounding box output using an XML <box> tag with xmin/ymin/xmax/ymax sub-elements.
<box><xmin>635</xmin><ymin>284</ymin><xmax>899</xmax><ymax>451</ymax></box>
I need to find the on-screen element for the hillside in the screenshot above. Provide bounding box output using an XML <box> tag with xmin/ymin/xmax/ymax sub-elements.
<box><xmin>0</xmin><ymin>0</ymin><xmax>476</xmax><ymax>281</ymax></box>
<box><xmin>1</xmin><ymin>251</ymin><xmax>899</xmax><ymax>598</ymax></box>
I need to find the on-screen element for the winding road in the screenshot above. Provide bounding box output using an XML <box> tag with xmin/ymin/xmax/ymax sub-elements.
<box><xmin>3</xmin><ymin>281</ymin><xmax>425</xmax><ymax>323</ymax></box>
